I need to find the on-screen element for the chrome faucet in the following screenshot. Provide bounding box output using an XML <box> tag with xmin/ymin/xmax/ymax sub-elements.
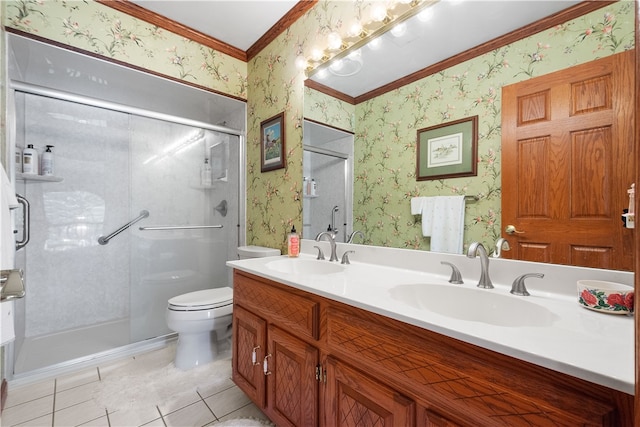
<box><xmin>467</xmin><ymin>242</ymin><xmax>494</xmax><ymax>289</ymax></box>
<box><xmin>330</xmin><ymin>206</ymin><xmax>339</xmax><ymax>234</ymax></box>
<box><xmin>510</xmin><ymin>273</ymin><xmax>544</xmax><ymax>296</ymax></box>
<box><xmin>315</xmin><ymin>231</ymin><xmax>339</xmax><ymax>262</ymax></box>
<box><xmin>492</xmin><ymin>237</ymin><xmax>510</xmax><ymax>258</ymax></box>
<box><xmin>347</xmin><ymin>230</ymin><xmax>365</xmax><ymax>244</ymax></box>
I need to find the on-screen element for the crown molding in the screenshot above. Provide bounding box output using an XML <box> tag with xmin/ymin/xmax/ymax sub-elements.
<box><xmin>98</xmin><ymin>0</ymin><xmax>318</xmax><ymax>63</ymax></box>
<box><xmin>248</xmin><ymin>1</ymin><xmax>318</xmax><ymax>60</ymax></box>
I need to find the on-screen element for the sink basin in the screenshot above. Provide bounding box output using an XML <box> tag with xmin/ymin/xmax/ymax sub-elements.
<box><xmin>266</xmin><ymin>259</ymin><xmax>345</xmax><ymax>275</ymax></box>
<box><xmin>389</xmin><ymin>284</ymin><xmax>558</xmax><ymax>327</ymax></box>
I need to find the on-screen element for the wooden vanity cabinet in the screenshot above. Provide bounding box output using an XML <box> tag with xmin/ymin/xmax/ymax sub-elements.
<box><xmin>324</xmin><ymin>356</ymin><xmax>415</xmax><ymax>426</ymax></box>
<box><xmin>232</xmin><ymin>272</ymin><xmax>320</xmax><ymax>427</ymax></box>
<box><xmin>232</xmin><ymin>270</ymin><xmax>634</xmax><ymax>427</ymax></box>
<box><xmin>232</xmin><ymin>270</ymin><xmax>412</xmax><ymax>427</ymax></box>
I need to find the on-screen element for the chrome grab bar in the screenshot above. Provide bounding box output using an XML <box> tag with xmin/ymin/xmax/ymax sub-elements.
<box><xmin>15</xmin><ymin>195</ymin><xmax>30</xmax><ymax>251</ymax></box>
<box><xmin>139</xmin><ymin>225</ymin><xmax>223</xmax><ymax>231</ymax></box>
<box><xmin>98</xmin><ymin>210</ymin><xmax>149</xmax><ymax>245</ymax></box>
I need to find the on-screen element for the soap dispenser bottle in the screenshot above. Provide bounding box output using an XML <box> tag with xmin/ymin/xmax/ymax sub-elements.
<box><xmin>41</xmin><ymin>145</ymin><xmax>55</xmax><ymax>176</ymax></box>
<box><xmin>22</xmin><ymin>144</ymin><xmax>38</xmax><ymax>175</ymax></box>
<box><xmin>287</xmin><ymin>225</ymin><xmax>300</xmax><ymax>257</ymax></box>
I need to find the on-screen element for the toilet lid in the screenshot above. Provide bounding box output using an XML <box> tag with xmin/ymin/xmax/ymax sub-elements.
<box><xmin>168</xmin><ymin>287</ymin><xmax>233</xmax><ymax>309</ymax></box>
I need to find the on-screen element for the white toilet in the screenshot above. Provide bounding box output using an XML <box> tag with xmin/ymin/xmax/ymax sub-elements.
<box><xmin>166</xmin><ymin>245</ymin><xmax>280</xmax><ymax>370</ymax></box>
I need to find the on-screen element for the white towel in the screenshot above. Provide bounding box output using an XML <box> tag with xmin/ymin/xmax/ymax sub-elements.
<box><xmin>412</xmin><ymin>195</ymin><xmax>466</xmax><ymax>254</ymax></box>
<box><xmin>429</xmin><ymin>196</ymin><xmax>466</xmax><ymax>254</ymax></box>
<box><xmin>1</xmin><ymin>163</ymin><xmax>18</xmax><ymax>270</ymax></box>
<box><xmin>410</xmin><ymin>197</ymin><xmax>428</xmax><ymax>215</ymax></box>
<box><xmin>1</xmin><ymin>164</ymin><xmax>18</xmax><ymax>345</ymax></box>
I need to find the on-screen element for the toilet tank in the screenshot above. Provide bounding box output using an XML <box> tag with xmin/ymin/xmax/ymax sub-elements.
<box><xmin>237</xmin><ymin>245</ymin><xmax>281</xmax><ymax>259</ymax></box>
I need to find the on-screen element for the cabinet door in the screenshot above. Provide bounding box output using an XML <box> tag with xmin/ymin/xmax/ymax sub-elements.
<box><xmin>421</xmin><ymin>408</ymin><xmax>465</xmax><ymax>427</ymax></box>
<box><xmin>325</xmin><ymin>356</ymin><xmax>415</xmax><ymax>427</ymax></box>
<box><xmin>266</xmin><ymin>325</ymin><xmax>319</xmax><ymax>427</ymax></box>
<box><xmin>232</xmin><ymin>305</ymin><xmax>267</xmax><ymax>407</ymax></box>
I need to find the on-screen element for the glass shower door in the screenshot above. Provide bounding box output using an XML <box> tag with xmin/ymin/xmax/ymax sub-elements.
<box><xmin>11</xmin><ymin>91</ymin><xmax>240</xmax><ymax>375</ymax></box>
<box><xmin>129</xmin><ymin>117</ymin><xmax>239</xmax><ymax>342</ymax></box>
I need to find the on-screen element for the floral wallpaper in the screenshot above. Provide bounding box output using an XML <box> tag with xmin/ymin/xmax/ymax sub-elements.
<box><xmin>304</xmin><ymin>87</ymin><xmax>355</xmax><ymax>133</ymax></box>
<box><xmin>3</xmin><ymin>0</ymin><xmax>247</xmax><ymax>99</ymax></box>
<box><xmin>245</xmin><ymin>1</ymin><xmax>376</xmax><ymax>252</ymax></box>
<box><xmin>2</xmin><ymin>0</ymin><xmax>636</xmax><ymax>255</ymax></box>
<box><xmin>305</xmin><ymin>1</ymin><xmax>636</xmax><ymax>253</ymax></box>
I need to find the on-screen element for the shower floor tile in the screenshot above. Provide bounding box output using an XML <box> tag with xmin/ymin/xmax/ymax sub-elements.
<box><xmin>3</xmin><ymin>344</ymin><xmax>273</xmax><ymax>427</ymax></box>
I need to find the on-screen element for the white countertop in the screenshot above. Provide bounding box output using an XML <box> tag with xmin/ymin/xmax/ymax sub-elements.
<box><xmin>228</xmin><ymin>240</ymin><xmax>635</xmax><ymax>395</ymax></box>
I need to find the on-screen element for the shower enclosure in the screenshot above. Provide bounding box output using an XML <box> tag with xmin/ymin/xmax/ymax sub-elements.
<box><xmin>303</xmin><ymin>120</ymin><xmax>353</xmax><ymax>241</ymax></box>
<box><xmin>5</xmin><ymin>35</ymin><xmax>246</xmax><ymax>380</ymax></box>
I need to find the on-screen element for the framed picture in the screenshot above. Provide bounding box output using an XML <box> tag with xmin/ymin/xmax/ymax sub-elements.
<box><xmin>260</xmin><ymin>112</ymin><xmax>285</xmax><ymax>172</ymax></box>
<box><xmin>416</xmin><ymin>116</ymin><xmax>478</xmax><ymax>181</ymax></box>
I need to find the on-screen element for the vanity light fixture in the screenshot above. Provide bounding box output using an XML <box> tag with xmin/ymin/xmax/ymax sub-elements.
<box><xmin>305</xmin><ymin>0</ymin><xmax>439</xmax><ymax>78</ymax></box>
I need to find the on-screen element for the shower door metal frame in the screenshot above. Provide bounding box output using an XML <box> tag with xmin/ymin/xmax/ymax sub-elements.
<box><xmin>3</xmin><ymin>82</ymin><xmax>247</xmax><ymax>382</ymax></box>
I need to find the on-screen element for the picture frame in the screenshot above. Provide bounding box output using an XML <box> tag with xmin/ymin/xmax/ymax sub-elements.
<box><xmin>260</xmin><ymin>112</ymin><xmax>285</xmax><ymax>172</ymax></box>
<box><xmin>416</xmin><ymin>116</ymin><xmax>478</xmax><ymax>181</ymax></box>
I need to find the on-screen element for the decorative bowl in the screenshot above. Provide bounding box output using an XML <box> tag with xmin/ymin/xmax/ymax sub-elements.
<box><xmin>577</xmin><ymin>280</ymin><xmax>634</xmax><ymax>314</ymax></box>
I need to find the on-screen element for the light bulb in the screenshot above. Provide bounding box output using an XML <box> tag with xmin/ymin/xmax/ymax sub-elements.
<box><xmin>347</xmin><ymin>49</ymin><xmax>361</xmax><ymax>61</ymax></box>
<box><xmin>295</xmin><ymin>55</ymin><xmax>308</xmax><ymax>70</ymax></box>
<box><xmin>367</xmin><ymin>37</ymin><xmax>382</xmax><ymax>50</ymax></box>
<box><xmin>327</xmin><ymin>32</ymin><xmax>343</xmax><ymax>50</ymax></box>
<box><xmin>349</xmin><ymin>20</ymin><xmax>363</xmax><ymax>38</ymax></box>
<box><xmin>370</xmin><ymin>4</ymin><xmax>388</xmax><ymax>22</ymax></box>
<box><xmin>311</xmin><ymin>48</ymin><xmax>324</xmax><ymax>61</ymax></box>
<box><xmin>417</xmin><ymin>8</ymin><xmax>434</xmax><ymax>22</ymax></box>
<box><xmin>390</xmin><ymin>22</ymin><xmax>407</xmax><ymax>37</ymax></box>
<box><xmin>330</xmin><ymin>59</ymin><xmax>344</xmax><ymax>72</ymax></box>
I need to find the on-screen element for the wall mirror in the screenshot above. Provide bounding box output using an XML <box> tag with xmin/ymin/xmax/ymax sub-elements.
<box><xmin>303</xmin><ymin>120</ymin><xmax>354</xmax><ymax>243</ymax></box>
<box><xmin>302</xmin><ymin>0</ymin><xmax>635</xmax><ymax>271</ymax></box>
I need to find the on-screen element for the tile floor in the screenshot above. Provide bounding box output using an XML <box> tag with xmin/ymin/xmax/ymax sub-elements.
<box><xmin>1</xmin><ymin>344</ymin><xmax>272</xmax><ymax>427</ymax></box>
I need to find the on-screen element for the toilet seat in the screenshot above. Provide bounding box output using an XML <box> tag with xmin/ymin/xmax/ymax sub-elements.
<box><xmin>168</xmin><ymin>287</ymin><xmax>233</xmax><ymax>311</ymax></box>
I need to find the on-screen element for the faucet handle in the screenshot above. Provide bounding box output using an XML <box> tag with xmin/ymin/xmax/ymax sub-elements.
<box><xmin>510</xmin><ymin>273</ymin><xmax>544</xmax><ymax>296</ymax></box>
<box><xmin>313</xmin><ymin>245</ymin><xmax>325</xmax><ymax>260</ymax></box>
<box><xmin>441</xmin><ymin>261</ymin><xmax>463</xmax><ymax>284</ymax></box>
<box><xmin>341</xmin><ymin>250</ymin><xmax>355</xmax><ymax>265</ymax></box>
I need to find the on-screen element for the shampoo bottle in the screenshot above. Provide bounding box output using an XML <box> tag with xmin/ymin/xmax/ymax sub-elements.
<box><xmin>287</xmin><ymin>225</ymin><xmax>300</xmax><ymax>257</ymax></box>
<box><xmin>41</xmin><ymin>145</ymin><xmax>55</xmax><ymax>176</ymax></box>
<box><xmin>15</xmin><ymin>146</ymin><xmax>22</xmax><ymax>173</ymax></box>
<box><xmin>200</xmin><ymin>158</ymin><xmax>212</xmax><ymax>186</ymax></box>
<box><xmin>22</xmin><ymin>144</ymin><xmax>38</xmax><ymax>175</ymax></box>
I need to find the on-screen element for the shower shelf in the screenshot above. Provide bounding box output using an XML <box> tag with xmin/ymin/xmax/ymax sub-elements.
<box><xmin>16</xmin><ymin>173</ymin><xmax>63</xmax><ymax>183</ymax></box>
